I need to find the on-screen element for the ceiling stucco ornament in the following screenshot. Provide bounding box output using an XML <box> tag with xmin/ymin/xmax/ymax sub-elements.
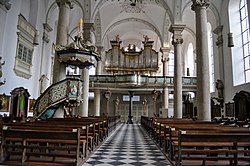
<box><xmin>120</xmin><ymin>0</ymin><xmax>146</xmax><ymax>13</ymax></box>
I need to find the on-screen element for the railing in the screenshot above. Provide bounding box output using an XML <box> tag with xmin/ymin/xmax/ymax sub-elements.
<box><xmin>89</xmin><ymin>75</ymin><xmax>197</xmax><ymax>86</ymax></box>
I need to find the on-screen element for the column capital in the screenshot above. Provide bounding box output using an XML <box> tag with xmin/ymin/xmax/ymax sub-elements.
<box><xmin>169</xmin><ymin>24</ymin><xmax>185</xmax><ymax>45</ymax></box>
<box><xmin>213</xmin><ymin>25</ymin><xmax>223</xmax><ymax>35</ymax></box>
<box><xmin>160</xmin><ymin>47</ymin><xmax>171</xmax><ymax>53</ymax></box>
<box><xmin>96</xmin><ymin>45</ymin><xmax>104</xmax><ymax>54</ymax></box>
<box><xmin>0</xmin><ymin>0</ymin><xmax>11</xmax><ymax>11</ymax></box>
<box><xmin>191</xmin><ymin>0</ymin><xmax>210</xmax><ymax>11</ymax></box>
<box><xmin>83</xmin><ymin>23</ymin><xmax>94</xmax><ymax>30</ymax></box>
<box><xmin>56</xmin><ymin>0</ymin><xmax>73</xmax><ymax>9</ymax></box>
<box><xmin>171</xmin><ymin>38</ymin><xmax>183</xmax><ymax>45</ymax></box>
<box><xmin>43</xmin><ymin>23</ymin><xmax>53</xmax><ymax>32</ymax></box>
<box><xmin>161</xmin><ymin>47</ymin><xmax>171</xmax><ymax>62</ymax></box>
<box><xmin>213</xmin><ymin>26</ymin><xmax>224</xmax><ymax>47</ymax></box>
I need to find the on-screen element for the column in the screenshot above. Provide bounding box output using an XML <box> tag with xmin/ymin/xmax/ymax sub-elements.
<box><xmin>152</xmin><ymin>89</ymin><xmax>159</xmax><ymax>117</ymax></box>
<box><xmin>160</xmin><ymin>47</ymin><xmax>170</xmax><ymax>117</ymax></box>
<box><xmin>192</xmin><ymin>0</ymin><xmax>211</xmax><ymax>121</ymax></box>
<box><xmin>94</xmin><ymin>46</ymin><xmax>103</xmax><ymax>116</ymax></box>
<box><xmin>127</xmin><ymin>91</ymin><xmax>134</xmax><ymax>124</ymax></box>
<box><xmin>79</xmin><ymin>68</ymin><xmax>90</xmax><ymax>117</ymax></box>
<box><xmin>53</xmin><ymin>0</ymin><xmax>73</xmax><ymax>83</ymax></box>
<box><xmin>169</xmin><ymin>24</ymin><xmax>185</xmax><ymax>119</ymax></box>
<box><xmin>0</xmin><ymin>0</ymin><xmax>11</xmax><ymax>56</ymax></box>
<box><xmin>79</xmin><ymin>23</ymin><xmax>94</xmax><ymax>117</ymax></box>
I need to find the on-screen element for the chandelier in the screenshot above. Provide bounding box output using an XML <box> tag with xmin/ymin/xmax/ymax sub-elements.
<box><xmin>130</xmin><ymin>0</ymin><xmax>142</xmax><ymax>6</ymax></box>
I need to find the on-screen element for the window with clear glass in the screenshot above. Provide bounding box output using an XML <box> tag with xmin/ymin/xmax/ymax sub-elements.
<box><xmin>168</xmin><ymin>51</ymin><xmax>174</xmax><ymax>76</ymax></box>
<box><xmin>240</xmin><ymin>0</ymin><xmax>250</xmax><ymax>82</ymax></box>
<box><xmin>17</xmin><ymin>43</ymin><xmax>33</xmax><ymax>65</ymax></box>
<box><xmin>187</xmin><ymin>43</ymin><xmax>194</xmax><ymax>76</ymax></box>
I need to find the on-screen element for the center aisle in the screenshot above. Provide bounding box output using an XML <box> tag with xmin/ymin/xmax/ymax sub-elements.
<box><xmin>84</xmin><ymin>123</ymin><xmax>171</xmax><ymax>166</ymax></box>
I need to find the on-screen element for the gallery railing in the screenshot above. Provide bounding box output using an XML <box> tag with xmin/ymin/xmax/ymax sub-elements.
<box><xmin>88</xmin><ymin>74</ymin><xmax>197</xmax><ymax>86</ymax></box>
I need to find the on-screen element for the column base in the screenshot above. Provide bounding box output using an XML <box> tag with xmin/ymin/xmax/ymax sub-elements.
<box><xmin>127</xmin><ymin>116</ymin><xmax>133</xmax><ymax>124</ymax></box>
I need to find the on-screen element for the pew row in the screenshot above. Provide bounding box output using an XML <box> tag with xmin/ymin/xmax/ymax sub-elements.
<box><xmin>0</xmin><ymin>116</ymin><xmax>121</xmax><ymax>165</ymax></box>
<box><xmin>141</xmin><ymin>116</ymin><xmax>250</xmax><ymax>166</ymax></box>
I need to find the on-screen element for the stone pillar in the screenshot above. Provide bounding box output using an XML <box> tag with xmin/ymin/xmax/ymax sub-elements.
<box><xmin>78</xmin><ymin>22</ymin><xmax>95</xmax><ymax>117</ymax></box>
<box><xmin>79</xmin><ymin>68</ymin><xmax>90</xmax><ymax>117</ymax></box>
<box><xmin>160</xmin><ymin>47</ymin><xmax>170</xmax><ymax>117</ymax></box>
<box><xmin>169</xmin><ymin>24</ymin><xmax>185</xmax><ymax>119</ymax></box>
<box><xmin>127</xmin><ymin>91</ymin><xmax>134</xmax><ymax>124</ymax></box>
<box><xmin>53</xmin><ymin>0</ymin><xmax>73</xmax><ymax>83</ymax></box>
<box><xmin>94</xmin><ymin>46</ymin><xmax>103</xmax><ymax>116</ymax></box>
<box><xmin>213</xmin><ymin>25</ymin><xmax>224</xmax><ymax>82</ymax></box>
<box><xmin>94</xmin><ymin>90</ymin><xmax>100</xmax><ymax>116</ymax></box>
<box><xmin>192</xmin><ymin>0</ymin><xmax>211</xmax><ymax>121</ymax></box>
<box><xmin>0</xmin><ymin>0</ymin><xmax>11</xmax><ymax>56</ymax></box>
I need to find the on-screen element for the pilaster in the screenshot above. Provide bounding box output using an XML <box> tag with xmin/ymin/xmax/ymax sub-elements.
<box><xmin>213</xmin><ymin>25</ymin><xmax>225</xmax><ymax>82</ymax></box>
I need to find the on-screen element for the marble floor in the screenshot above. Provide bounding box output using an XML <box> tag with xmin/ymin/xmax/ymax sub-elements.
<box><xmin>83</xmin><ymin>123</ymin><xmax>171</xmax><ymax>166</ymax></box>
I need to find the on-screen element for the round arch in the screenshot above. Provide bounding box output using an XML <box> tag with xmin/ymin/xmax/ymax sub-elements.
<box><xmin>101</xmin><ymin>18</ymin><xmax>163</xmax><ymax>45</ymax></box>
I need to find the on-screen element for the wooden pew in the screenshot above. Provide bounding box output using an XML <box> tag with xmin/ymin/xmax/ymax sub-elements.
<box><xmin>141</xmin><ymin>116</ymin><xmax>250</xmax><ymax>165</ymax></box>
<box><xmin>0</xmin><ymin>126</ymin><xmax>84</xmax><ymax>166</ymax></box>
<box><xmin>174</xmin><ymin>130</ymin><xmax>250</xmax><ymax>166</ymax></box>
<box><xmin>2</xmin><ymin>121</ymin><xmax>90</xmax><ymax>158</ymax></box>
<box><xmin>38</xmin><ymin>117</ymin><xmax>106</xmax><ymax>149</ymax></box>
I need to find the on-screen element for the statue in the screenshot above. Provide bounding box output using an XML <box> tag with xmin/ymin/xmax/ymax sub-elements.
<box><xmin>39</xmin><ymin>74</ymin><xmax>48</xmax><ymax>94</ymax></box>
<box><xmin>216</xmin><ymin>79</ymin><xmax>224</xmax><ymax>99</ymax></box>
<box><xmin>132</xmin><ymin>44</ymin><xmax>136</xmax><ymax>52</ymax></box>
<box><xmin>0</xmin><ymin>56</ymin><xmax>5</xmax><ymax>78</ymax></box>
<box><xmin>142</xmin><ymin>97</ymin><xmax>147</xmax><ymax>116</ymax></box>
<box><xmin>143</xmin><ymin>35</ymin><xmax>150</xmax><ymax>43</ymax></box>
<box><xmin>114</xmin><ymin>96</ymin><xmax>120</xmax><ymax>115</ymax></box>
<box><xmin>115</xmin><ymin>34</ymin><xmax>120</xmax><ymax>42</ymax></box>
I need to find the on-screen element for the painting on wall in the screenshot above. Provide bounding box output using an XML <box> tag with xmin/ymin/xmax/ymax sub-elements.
<box><xmin>29</xmin><ymin>98</ymin><xmax>36</xmax><ymax>112</ymax></box>
<box><xmin>0</xmin><ymin>94</ymin><xmax>10</xmax><ymax>112</ymax></box>
<box><xmin>225</xmin><ymin>102</ymin><xmax>234</xmax><ymax>117</ymax></box>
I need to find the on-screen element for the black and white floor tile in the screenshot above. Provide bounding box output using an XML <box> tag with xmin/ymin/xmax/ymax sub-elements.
<box><xmin>84</xmin><ymin>123</ymin><xmax>171</xmax><ymax>166</ymax></box>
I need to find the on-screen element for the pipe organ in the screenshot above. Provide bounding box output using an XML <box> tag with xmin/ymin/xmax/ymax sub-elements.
<box><xmin>105</xmin><ymin>38</ymin><xmax>159</xmax><ymax>75</ymax></box>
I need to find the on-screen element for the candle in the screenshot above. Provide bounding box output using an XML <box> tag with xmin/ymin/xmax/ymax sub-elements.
<box><xmin>78</xmin><ymin>18</ymin><xmax>84</xmax><ymax>35</ymax></box>
<box><xmin>79</xmin><ymin>18</ymin><xmax>84</xmax><ymax>27</ymax></box>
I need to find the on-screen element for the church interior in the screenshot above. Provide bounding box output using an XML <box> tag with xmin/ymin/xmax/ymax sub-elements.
<box><xmin>1</xmin><ymin>0</ymin><xmax>250</xmax><ymax>165</ymax></box>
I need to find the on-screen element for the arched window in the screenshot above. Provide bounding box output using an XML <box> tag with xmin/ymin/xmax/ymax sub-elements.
<box><xmin>168</xmin><ymin>50</ymin><xmax>174</xmax><ymax>76</ymax></box>
<box><xmin>240</xmin><ymin>0</ymin><xmax>250</xmax><ymax>82</ymax></box>
<box><xmin>207</xmin><ymin>23</ymin><xmax>215</xmax><ymax>92</ymax></box>
<box><xmin>187</xmin><ymin>43</ymin><xmax>194</xmax><ymax>76</ymax></box>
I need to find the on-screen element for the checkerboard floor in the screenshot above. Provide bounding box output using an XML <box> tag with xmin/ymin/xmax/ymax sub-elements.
<box><xmin>83</xmin><ymin>123</ymin><xmax>171</xmax><ymax>166</ymax></box>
